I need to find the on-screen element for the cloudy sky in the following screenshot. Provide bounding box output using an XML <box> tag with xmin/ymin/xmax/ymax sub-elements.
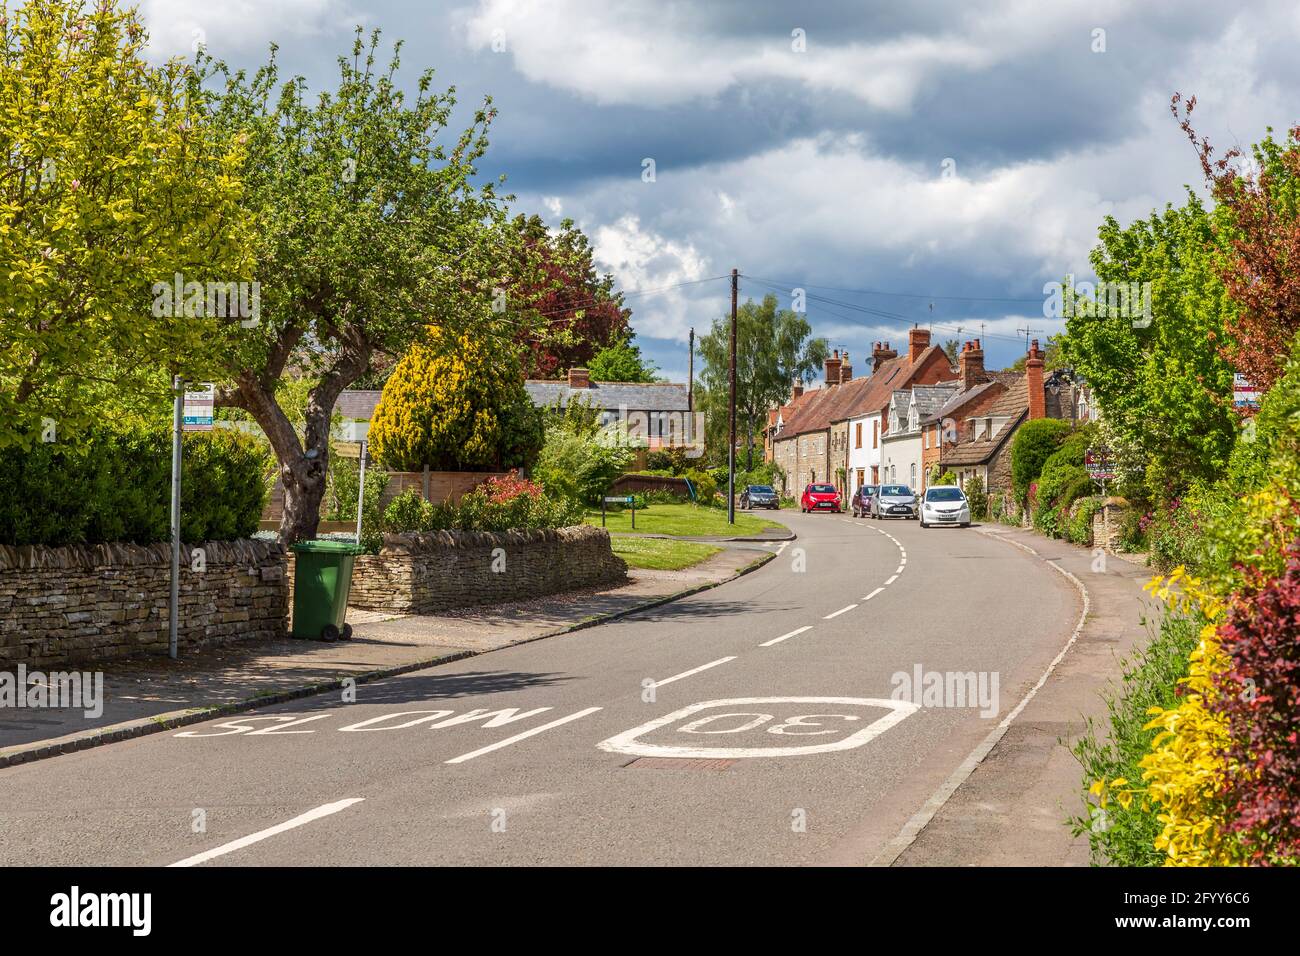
<box><xmin>140</xmin><ymin>0</ymin><xmax>1300</xmax><ymax>382</ymax></box>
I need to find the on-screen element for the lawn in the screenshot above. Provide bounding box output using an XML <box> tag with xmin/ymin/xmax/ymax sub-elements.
<box><xmin>584</xmin><ymin>502</ymin><xmax>783</xmax><ymax>537</ymax></box>
<box><xmin>610</xmin><ymin>535</ymin><xmax>723</xmax><ymax>571</ymax></box>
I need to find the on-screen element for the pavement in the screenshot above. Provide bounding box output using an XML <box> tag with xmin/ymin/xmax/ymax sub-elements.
<box><xmin>0</xmin><ymin>511</ymin><xmax>1152</xmax><ymax>866</ymax></box>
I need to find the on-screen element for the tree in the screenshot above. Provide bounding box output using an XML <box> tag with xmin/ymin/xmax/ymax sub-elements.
<box><xmin>0</xmin><ymin>0</ymin><xmax>252</xmax><ymax>447</ymax></box>
<box><xmin>506</xmin><ymin>214</ymin><xmax>631</xmax><ymax>378</ymax></box>
<box><xmin>586</xmin><ymin>336</ymin><xmax>657</xmax><ymax>382</ymax></box>
<box><xmin>1175</xmin><ymin>94</ymin><xmax>1300</xmax><ymax>393</ymax></box>
<box><xmin>367</xmin><ymin>328</ymin><xmax>542</xmax><ymax>472</ymax></box>
<box><xmin>942</xmin><ymin>339</ymin><xmax>960</xmax><ymax>364</ymax></box>
<box><xmin>696</xmin><ymin>294</ymin><xmax>829</xmax><ymax>470</ymax></box>
<box><xmin>1063</xmin><ymin>194</ymin><xmax>1237</xmax><ymax>501</ymax></box>
<box><xmin>202</xmin><ymin>30</ymin><xmax>513</xmax><ymax>542</ymax></box>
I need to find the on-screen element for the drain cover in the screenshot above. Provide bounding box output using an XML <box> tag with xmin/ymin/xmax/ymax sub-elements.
<box><xmin>623</xmin><ymin>757</ymin><xmax>736</xmax><ymax>771</ymax></box>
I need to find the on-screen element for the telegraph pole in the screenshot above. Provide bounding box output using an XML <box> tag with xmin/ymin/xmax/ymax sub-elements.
<box><xmin>687</xmin><ymin>327</ymin><xmax>695</xmax><ymax>412</ymax></box>
<box><xmin>727</xmin><ymin>269</ymin><xmax>738</xmax><ymax>525</ymax></box>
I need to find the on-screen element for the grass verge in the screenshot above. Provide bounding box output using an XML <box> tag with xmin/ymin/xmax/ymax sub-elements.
<box><xmin>610</xmin><ymin>535</ymin><xmax>723</xmax><ymax>571</ymax></box>
<box><xmin>585</xmin><ymin>502</ymin><xmax>782</xmax><ymax>537</ymax></box>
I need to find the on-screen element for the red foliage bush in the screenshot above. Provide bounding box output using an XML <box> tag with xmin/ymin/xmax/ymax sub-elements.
<box><xmin>1212</xmin><ymin>538</ymin><xmax>1300</xmax><ymax>864</ymax></box>
<box><xmin>482</xmin><ymin>471</ymin><xmax>544</xmax><ymax>504</ymax></box>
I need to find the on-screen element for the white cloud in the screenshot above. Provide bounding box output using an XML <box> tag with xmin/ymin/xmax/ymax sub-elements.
<box><xmin>140</xmin><ymin>0</ymin><xmax>357</xmax><ymax>59</ymax></box>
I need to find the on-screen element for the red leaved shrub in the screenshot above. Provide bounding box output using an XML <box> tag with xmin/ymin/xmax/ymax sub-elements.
<box><xmin>1211</xmin><ymin>538</ymin><xmax>1300</xmax><ymax>864</ymax></box>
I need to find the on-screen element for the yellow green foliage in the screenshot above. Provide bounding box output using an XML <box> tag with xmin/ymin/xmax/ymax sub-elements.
<box><xmin>368</xmin><ymin>330</ymin><xmax>542</xmax><ymax>471</ymax></box>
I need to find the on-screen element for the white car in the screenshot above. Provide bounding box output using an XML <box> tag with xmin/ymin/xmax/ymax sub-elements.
<box><xmin>920</xmin><ymin>486</ymin><xmax>971</xmax><ymax>528</ymax></box>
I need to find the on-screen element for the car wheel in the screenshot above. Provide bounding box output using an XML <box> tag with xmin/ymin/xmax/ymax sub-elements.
<box><xmin>920</xmin><ymin>521</ymin><xmax>927</xmax><ymax>528</ymax></box>
<box><xmin>961</xmin><ymin>522</ymin><xmax>970</xmax><ymax>528</ymax></box>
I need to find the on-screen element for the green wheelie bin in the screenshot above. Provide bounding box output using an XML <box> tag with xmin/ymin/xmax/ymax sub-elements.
<box><xmin>290</xmin><ymin>540</ymin><xmax>362</xmax><ymax>641</ymax></box>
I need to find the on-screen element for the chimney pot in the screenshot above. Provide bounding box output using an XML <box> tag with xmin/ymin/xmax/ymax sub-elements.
<box><xmin>1025</xmin><ymin>340</ymin><xmax>1046</xmax><ymax>420</ymax></box>
<box><xmin>958</xmin><ymin>336</ymin><xmax>987</xmax><ymax>389</ymax></box>
<box><xmin>568</xmin><ymin>367</ymin><xmax>591</xmax><ymax>389</ymax></box>
<box><xmin>908</xmin><ymin>326</ymin><xmax>932</xmax><ymax>366</ymax></box>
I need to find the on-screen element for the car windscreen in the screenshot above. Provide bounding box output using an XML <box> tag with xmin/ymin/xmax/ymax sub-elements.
<box><xmin>749</xmin><ymin>486</ymin><xmax>774</xmax><ymax>494</ymax></box>
<box><xmin>926</xmin><ymin>487</ymin><xmax>965</xmax><ymax>502</ymax></box>
<box><xmin>879</xmin><ymin>485</ymin><xmax>911</xmax><ymax>496</ymax></box>
<box><xmin>809</xmin><ymin>485</ymin><xmax>837</xmax><ymax>494</ymax></box>
<box><xmin>861</xmin><ymin>485</ymin><xmax>877</xmax><ymax>494</ymax></box>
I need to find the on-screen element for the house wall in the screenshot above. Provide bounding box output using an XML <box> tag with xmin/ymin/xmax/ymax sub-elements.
<box><xmin>794</xmin><ymin>430</ymin><xmax>830</xmax><ymax>492</ymax></box>
<box><xmin>847</xmin><ymin>411</ymin><xmax>883</xmax><ymax>492</ymax></box>
<box><xmin>881</xmin><ymin>433</ymin><xmax>924</xmax><ymax>489</ymax></box>
<box><xmin>0</xmin><ymin>540</ymin><xmax>287</xmax><ymax>668</ymax></box>
<box><xmin>772</xmin><ymin>436</ymin><xmax>799</xmax><ymax>496</ymax></box>
<box><xmin>829</xmin><ymin>421</ymin><xmax>851</xmax><ymax>494</ymax></box>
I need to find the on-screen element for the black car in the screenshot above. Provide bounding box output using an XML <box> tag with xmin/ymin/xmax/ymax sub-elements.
<box><xmin>740</xmin><ymin>484</ymin><xmax>779</xmax><ymax>509</ymax></box>
<box><xmin>851</xmin><ymin>484</ymin><xmax>878</xmax><ymax>518</ymax></box>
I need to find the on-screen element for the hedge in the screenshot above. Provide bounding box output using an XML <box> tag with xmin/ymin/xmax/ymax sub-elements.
<box><xmin>0</xmin><ymin>421</ymin><xmax>269</xmax><ymax>546</ymax></box>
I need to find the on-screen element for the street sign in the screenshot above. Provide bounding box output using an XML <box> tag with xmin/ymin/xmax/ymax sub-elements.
<box><xmin>183</xmin><ymin>384</ymin><xmax>215</xmax><ymax>431</ymax></box>
<box><xmin>600</xmin><ymin>495</ymin><xmax>636</xmax><ymax>529</ymax></box>
<box><xmin>1233</xmin><ymin>373</ymin><xmax>1260</xmax><ymax>412</ymax></box>
<box><xmin>604</xmin><ymin>496</ymin><xmax>634</xmax><ymax>504</ymax></box>
<box><xmin>1085</xmin><ymin>446</ymin><xmax>1116</xmax><ymax>482</ymax></box>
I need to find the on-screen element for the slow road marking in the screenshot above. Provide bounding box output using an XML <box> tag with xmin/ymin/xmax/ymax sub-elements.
<box><xmin>169</xmin><ymin>798</ymin><xmax>364</xmax><ymax>867</ymax></box>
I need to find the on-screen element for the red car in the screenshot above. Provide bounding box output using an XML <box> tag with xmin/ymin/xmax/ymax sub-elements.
<box><xmin>800</xmin><ymin>483</ymin><xmax>842</xmax><ymax>513</ymax></box>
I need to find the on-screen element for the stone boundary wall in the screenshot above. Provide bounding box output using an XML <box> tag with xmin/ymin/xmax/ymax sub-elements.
<box><xmin>347</xmin><ymin>525</ymin><xmax>627</xmax><ymax>614</ymax></box>
<box><xmin>0</xmin><ymin>539</ymin><xmax>288</xmax><ymax>668</ymax></box>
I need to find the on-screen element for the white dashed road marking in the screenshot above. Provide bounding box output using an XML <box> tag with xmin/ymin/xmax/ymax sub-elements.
<box><xmin>760</xmin><ymin>625</ymin><xmax>813</xmax><ymax>647</ymax></box>
<box><xmin>863</xmin><ymin>587</ymin><xmax>885</xmax><ymax>601</ymax></box>
<box><xmin>653</xmin><ymin>657</ymin><xmax>736</xmax><ymax>688</ymax></box>
<box><xmin>169</xmin><ymin>798</ymin><xmax>365</xmax><ymax>867</ymax></box>
<box><xmin>823</xmin><ymin>604</ymin><xmax>858</xmax><ymax>620</ymax></box>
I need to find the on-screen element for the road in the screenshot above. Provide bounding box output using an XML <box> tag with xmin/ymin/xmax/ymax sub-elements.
<box><xmin>0</xmin><ymin>510</ymin><xmax>1079</xmax><ymax>866</ymax></box>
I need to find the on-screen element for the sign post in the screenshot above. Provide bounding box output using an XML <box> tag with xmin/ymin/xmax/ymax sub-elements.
<box><xmin>356</xmin><ymin>440</ymin><xmax>368</xmax><ymax>544</ymax></box>
<box><xmin>603</xmin><ymin>495</ymin><xmax>635</xmax><ymax>529</ymax></box>
<box><xmin>170</xmin><ymin>382</ymin><xmax>214</xmax><ymax>659</ymax></box>
<box><xmin>1085</xmin><ymin>446</ymin><xmax>1117</xmax><ymax>550</ymax></box>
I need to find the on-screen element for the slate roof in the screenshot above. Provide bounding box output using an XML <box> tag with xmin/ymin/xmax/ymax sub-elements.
<box><xmin>939</xmin><ymin>373</ymin><xmax>1030</xmax><ymax>467</ymax></box>
<box><xmin>523</xmin><ymin>380</ymin><xmax>690</xmax><ymax>411</ymax></box>
<box><xmin>335</xmin><ymin>390</ymin><xmax>383</xmax><ymax>420</ymax></box>
<box><xmin>912</xmin><ymin>383</ymin><xmax>958</xmax><ymax>420</ymax></box>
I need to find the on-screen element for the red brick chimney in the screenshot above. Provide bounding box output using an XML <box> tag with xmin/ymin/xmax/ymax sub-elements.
<box><xmin>872</xmin><ymin>341</ymin><xmax>898</xmax><ymax>373</ymax></box>
<box><xmin>568</xmin><ymin>367</ymin><xmax>591</xmax><ymax>389</ymax></box>
<box><xmin>959</xmin><ymin>339</ymin><xmax>987</xmax><ymax>390</ymax></box>
<box><xmin>908</xmin><ymin>325</ymin><xmax>931</xmax><ymax>365</ymax></box>
<box><xmin>1026</xmin><ymin>339</ymin><xmax>1046</xmax><ymax>420</ymax></box>
<box><xmin>839</xmin><ymin>350</ymin><xmax>852</xmax><ymax>382</ymax></box>
<box><xmin>824</xmin><ymin>349</ymin><xmax>842</xmax><ymax>386</ymax></box>
<box><xmin>791</xmin><ymin>379</ymin><xmax>804</xmax><ymax>402</ymax></box>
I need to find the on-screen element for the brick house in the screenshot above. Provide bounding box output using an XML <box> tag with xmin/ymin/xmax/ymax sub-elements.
<box><xmin>838</xmin><ymin>329</ymin><xmax>957</xmax><ymax>499</ymax></box>
<box><xmin>880</xmin><ymin>382</ymin><xmax>959</xmax><ymax>491</ymax></box>
<box><xmin>919</xmin><ymin>339</ymin><xmax>1014</xmax><ymax>483</ymax></box>
<box><xmin>937</xmin><ymin>340</ymin><xmax>1085</xmax><ymax>496</ymax></box>
<box><xmin>769</xmin><ymin>328</ymin><xmax>957</xmax><ymax>498</ymax></box>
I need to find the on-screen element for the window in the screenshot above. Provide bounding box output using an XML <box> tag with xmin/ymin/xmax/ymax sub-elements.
<box><xmin>924</xmin><ymin>428</ymin><xmax>929</xmax><ymax>449</ymax></box>
<box><xmin>855</xmin><ymin>422</ymin><xmax>863</xmax><ymax>449</ymax></box>
<box><xmin>910</xmin><ymin>463</ymin><xmax>916</xmax><ymax>487</ymax></box>
<box><xmin>872</xmin><ymin>420</ymin><xmax>879</xmax><ymax>448</ymax></box>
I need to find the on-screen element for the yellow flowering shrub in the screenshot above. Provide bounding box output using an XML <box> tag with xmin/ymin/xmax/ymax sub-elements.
<box><xmin>1131</xmin><ymin>569</ymin><xmax>1243</xmax><ymax>866</ymax></box>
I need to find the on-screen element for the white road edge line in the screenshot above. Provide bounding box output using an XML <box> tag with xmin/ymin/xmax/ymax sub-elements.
<box><xmin>895</xmin><ymin>565</ymin><xmax>905</xmax><ymax>574</ymax></box>
<box><xmin>823</xmin><ymin>604</ymin><xmax>858</xmax><ymax>619</ymax></box>
<box><xmin>885</xmin><ymin>574</ymin><xmax>898</xmax><ymax>586</ymax></box>
<box><xmin>862</xmin><ymin>587</ymin><xmax>885</xmax><ymax>601</ymax></box>
<box><xmin>652</xmin><ymin>657</ymin><xmax>737</xmax><ymax>688</ymax></box>
<box><xmin>445</xmin><ymin>707</ymin><xmax>603</xmax><ymax>764</ymax></box>
<box><xmin>869</xmin><ymin>530</ymin><xmax>1092</xmax><ymax>867</ymax></box>
<box><xmin>169</xmin><ymin>798</ymin><xmax>365</xmax><ymax>868</ymax></box>
<box><xmin>760</xmin><ymin>625</ymin><xmax>812</xmax><ymax>647</ymax></box>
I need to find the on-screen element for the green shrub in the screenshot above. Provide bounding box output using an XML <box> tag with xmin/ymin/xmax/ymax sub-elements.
<box><xmin>378</xmin><ymin>476</ymin><xmax>585</xmax><ymax>542</ymax></box>
<box><xmin>1011</xmin><ymin>418</ymin><xmax>1072</xmax><ymax>502</ymax></box>
<box><xmin>325</xmin><ymin>455</ymin><xmax>389</xmax><ymax>528</ymax></box>
<box><xmin>963</xmin><ymin>474</ymin><xmax>987</xmax><ymax>519</ymax></box>
<box><xmin>0</xmin><ymin>420</ymin><xmax>268</xmax><ymax>546</ymax></box>
<box><xmin>533</xmin><ymin>421</ymin><xmax>637</xmax><ymax>504</ymax></box>
<box><xmin>684</xmin><ymin>468</ymin><xmax>719</xmax><ymax>505</ymax></box>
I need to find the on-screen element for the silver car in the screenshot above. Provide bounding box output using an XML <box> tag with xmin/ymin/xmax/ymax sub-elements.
<box><xmin>871</xmin><ymin>484</ymin><xmax>917</xmax><ymax>519</ymax></box>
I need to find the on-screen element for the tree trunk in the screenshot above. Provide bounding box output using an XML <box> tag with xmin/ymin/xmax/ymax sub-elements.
<box><xmin>279</xmin><ymin>453</ymin><xmax>329</xmax><ymax>545</ymax></box>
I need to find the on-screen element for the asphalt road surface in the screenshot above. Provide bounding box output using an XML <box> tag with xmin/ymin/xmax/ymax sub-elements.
<box><xmin>0</xmin><ymin>510</ymin><xmax>1079</xmax><ymax>866</ymax></box>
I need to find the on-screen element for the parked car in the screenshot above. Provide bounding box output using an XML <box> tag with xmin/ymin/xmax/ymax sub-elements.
<box><xmin>851</xmin><ymin>484</ymin><xmax>878</xmax><ymax>518</ymax></box>
<box><xmin>740</xmin><ymin>484</ymin><xmax>780</xmax><ymax>509</ymax></box>
<box><xmin>800</xmin><ymin>483</ymin><xmax>842</xmax><ymax>513</ymax></box>
<box><xmin>871</xmin><ymin>484</ymin><xmax>917</xmax><ymax>519</ymax></box>
<box><xmin>920</xmin><ymin>485</ymin><xmax>971</xmax><ymax>528</ymax></box>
